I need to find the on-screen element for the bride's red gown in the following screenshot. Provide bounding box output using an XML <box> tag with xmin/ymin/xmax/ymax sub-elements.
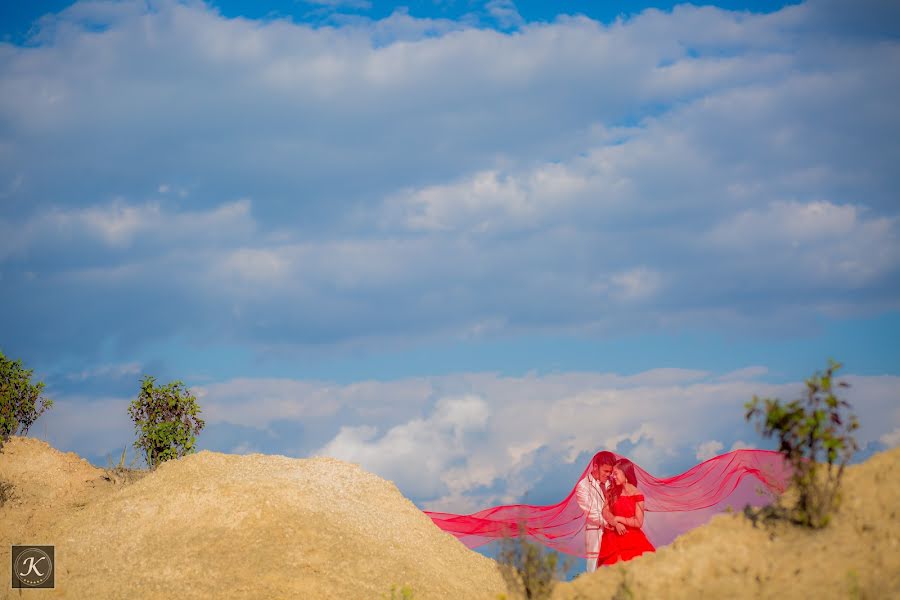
<box><xmin>597</xmin><ymin>494</ymin><xmax>655</xmax><ymax>566</ymax></box>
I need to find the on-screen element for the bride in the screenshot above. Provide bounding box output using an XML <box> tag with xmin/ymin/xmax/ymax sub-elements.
<box><xmin>598</xmin><ymin>458</ymin><xmax>655</xmax><ymax>566</ymax></box>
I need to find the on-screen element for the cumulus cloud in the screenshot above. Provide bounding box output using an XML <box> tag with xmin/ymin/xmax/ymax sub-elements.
<box><xmin>195</xmin><ymin>378</ymin><xmax>346</xmax><ymax>429</ymax></box>
<box><xmin>39</xmin><ymin>395</ymin><xmax>135</xmax><ymax>459</ymax></box>
<box><xmin>717</xmin><ymin>366</ymin><xmax>768</xmax><ymax>382</ymax></box>
<box><xmin>314</xmin><ymin>394</ymin><xmax>490</xmax><ymax>497</ymax></box>
<box><xmin>0</xmin><ymin>198</ymin><xmax>255</xmax><ymax>261</ymax></box>
<box><xmin>65</xmin><ymin>362</ymin><xmax>141</xmax><ymax>382</ymax></box>
<box><xmin>302</xmin><ymin>0</ymin><xmax>371</xmax><ymax>8</ymax></box>
<box><xmin>609</xmin><ymin>268</ymin><xmax>664</xmax><ymax>302</ymax></box>
<box><xmin>696</xmin><ymin>440</ymin><xmax>725</xmax><ymax>461</ymax></box>
<box><xmin>309</xmin><ymin>369</ymin><xmax>900</xmax><ymax>508</ymax></box>
<box><xmin>707</xmin><ymin>201</ymin><xmax>899</xmax><ymax>287</ymax></box>
<box><xmin>38</xmin><ymin>368</ymin><xmax>900</xmax><ymax>510</ymax></box>
<box><xmin>0</xmin><ymin>0</ymin><xmax>898</xmax><ymax>362</ymax></box>
<box><xmin>485</xmin><ymin>0</ymin><xmax>524</xmax><ymax>30</ymax></box>
<box><xmin>880</xmin><ymin>427</ymin><xmax>900</xmax><ymax>448</ymax></box>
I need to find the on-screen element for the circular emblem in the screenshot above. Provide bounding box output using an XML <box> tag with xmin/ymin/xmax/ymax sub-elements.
<box><xmin>14</xmin><ymin>547</ymin><xmax>53</xmax><ymax>587</ymax></box>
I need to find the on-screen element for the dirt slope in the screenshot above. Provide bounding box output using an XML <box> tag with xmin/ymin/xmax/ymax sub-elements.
<box><xmin>2</xmin><ymin>437</ymin><xmax>898</xmax><ymax>599</ymax></box>
<box><xmin>0</xmin><ymin>437</ymin><xmax>506</xmax><ymax>599</ymax></box>
<box><xmin>554</xmin><ymin>446</ymin><xmax>900</xmax><ymax>600</ymax></box>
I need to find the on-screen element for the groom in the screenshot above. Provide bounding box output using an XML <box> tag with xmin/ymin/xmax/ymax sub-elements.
<box><xmin>575</xmin><ymin>451</ymin><xmax>616</xmax><ymax>573</ymax></box>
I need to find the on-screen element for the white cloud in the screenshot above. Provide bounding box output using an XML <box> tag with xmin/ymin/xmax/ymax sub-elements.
<box><xmin>718</xmin><ymin>366</ymin><xmax>768</xmax><ymax>382</ymax></box>
<box><xmin>39</xmin><ymin>396</ymin><xmax>134</xmax><ymax>459</ymax></box>
<box><xmin>302</xmin><ymin>369</ymin><xmax>898</xmax><ymax>508</ymax></box>
<box><xmin>880</xmin><ymin>427</ymin><xmax>900</xmax><ymax>448</ymax></box>
<box><xmin>196</xmin><ymin>378</ymin><xmax>360</xmax><ymax>429</ymax></box>
<box><xmin>38</xmin><ymin>365</ymin><xmax>900</xmax><ymax>508</ymax></box>
<box><xmin>230</xmin><ymin>441</ymin><xmax>260</xmax><ymax>455</ymax></box>
<box><xmin>486</xmin><ymin>0</ymin><xmax>524</xmax><ymax>30</ymax></box>
<box><xmin>303</xmin><ymin>0</ymin><xmax>371</xmax><ymax>7</ymax></box>
<box><xmin>0</xmin><ymin>198</ymin><xmax>255</xmax><ymax>260</ymax></box>
<box><xmin>0</xmin><ymin>0</ymin><xmax>897</xmax><ymax>356</ymax></box>
<box><xmin>314</xmin><ymin>394</ymin><xmax>490</xmax><ymax>497</ymax></box>
<box><xmin>610</xmin><ymin>268</ymin><xmax>664</xmax><ymax>302</ymax></box>
<box><xmin>707</xmin><ymin>201</ymin><xmax>899</xmax><ymax>286</ymax></box>
<box><xmin>696</xmin><ymin>439</ymin><xmax>725</xmax><ymax>461</ymax></box>
<box><xmin>66</xmin><ymin>362</ymin><xmax>142</xmax><ymax>382</ymax></box>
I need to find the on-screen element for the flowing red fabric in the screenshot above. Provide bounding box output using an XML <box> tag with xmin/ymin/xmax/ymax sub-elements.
<box><xmin>424</xmin><ymin>449</ymin><xmax>790</xmax><ymax>556</ymax></box>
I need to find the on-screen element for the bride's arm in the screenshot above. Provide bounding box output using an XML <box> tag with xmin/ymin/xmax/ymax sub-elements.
<box><xmin>617</xmin><ymin>500</ymin><xmax>645</xmax><ymax>528</ymax></box>
<box><xmin>602</xmin><ymin>504</ymin><xmax>616</xmax><ymax>528</ymax></box>
<box><xmin>632</xmin><ymin>500</ymin><xmax>645</xmax><ymax>528</ymax></box>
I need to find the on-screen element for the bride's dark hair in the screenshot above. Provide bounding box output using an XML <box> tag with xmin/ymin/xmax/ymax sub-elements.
<box><xmin>607</xmin><ymin>458</ymin><xmax>639</xmax><ymax>507</ymax></box>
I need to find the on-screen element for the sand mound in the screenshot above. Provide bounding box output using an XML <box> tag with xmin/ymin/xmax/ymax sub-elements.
<box><xmin>3</xmin><ymin>437</ymin><xmax>898</xmax><ymax>599</ymax></box>
<box><xmin>1</xmin><ymin>437</ymin><xmax>506</xmax><ymax>599</ymax></box>
<box><xmin>554</xmin><ymin>446</ymin><xmax>900</xmax><ymax>600</ymax></box>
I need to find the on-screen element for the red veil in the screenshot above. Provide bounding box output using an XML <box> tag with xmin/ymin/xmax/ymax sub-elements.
<box><xmin>424</xmin><ymin>449</ymin><xmax>790</xmax><ymax>556</ymax></box>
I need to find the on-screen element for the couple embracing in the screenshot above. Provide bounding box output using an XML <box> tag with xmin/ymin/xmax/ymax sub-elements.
<box><xmin>575</xmin><ymin>451</ymin><xmax>655</xmax><ymax>572</ymax></box>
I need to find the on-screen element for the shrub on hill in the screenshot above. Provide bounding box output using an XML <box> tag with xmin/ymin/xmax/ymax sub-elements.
<box><xmin>0</xmin><ymin>350</ymin><xmax>54</xmax><ymax>452</ymax></box>
<box><xmin>128</xmin><ymin>375</ymin><xmax>205</xmax><ymax>470</ymax></box>
<box><xmin>497</xmin><ymin>518</ymin><xmax>573</xmax><ymax>599</ymax></box>
<box><xmin>745</xmin><ymin>359</ymin><xmax>859</xmax><ymax>528</ymax></box>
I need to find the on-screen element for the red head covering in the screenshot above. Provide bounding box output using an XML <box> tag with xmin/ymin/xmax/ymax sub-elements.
<box><xmin>424</xmin><ymin>449</ymin><xmax>790</xmax><ymax>556</ymax></box>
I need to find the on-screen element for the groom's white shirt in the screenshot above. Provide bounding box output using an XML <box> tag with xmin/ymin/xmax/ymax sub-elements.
<box><xmin>575</xmin><ymin>472</ymin><xmax>609</xmax><ymax>573</ymax></box>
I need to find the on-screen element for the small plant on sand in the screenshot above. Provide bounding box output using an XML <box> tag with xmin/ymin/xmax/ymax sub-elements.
<box><xmin>612</xmin><ymin>571</ymin><xmax>635</xmax><ymax>600</ymax></box>
<box><xmin>0</xmin><ymin>350</ymin><xmax>54</xmax><ymax>452</ymax></box>
<box><xmin>102</xmin><ymin>445</ymin><xmax>148</xmax><ymax>485</ymax></box>
<box><xmin>846</xmin><ymin>569</ymin><xmax>861</xmax><ymax>599</ymax></box>
<box><xmin>128</xmin><ymin>375</ymin><xmax>205</xmax><ymax>470</ymax></box>
<box><xmin>0</xmin><ymin>478</ymin><xmax>16</xmax><ymax>507</ymax></box>
<box><xmin>383</xmin><ymin>583</ymin><xmax>416</xmax><ymax>599</ymax></box>
<box><xmin>497</xmin><ymin>518</ymin><xmax>573</xmax><ymax>600</ymax></box>
<box><xmin>745</xmin><ymin>359</ymin><xmax>859</xmax><ymax>528</ymax></box>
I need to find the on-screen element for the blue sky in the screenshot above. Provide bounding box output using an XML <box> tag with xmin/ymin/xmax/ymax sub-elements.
<box><xmin>1</xmin><ymin>1</ymin><xmax>801</xmax><ymax>42</ymax></box>
<box><xmin>1</xmin><ymin>0</ymin><xmax>899</xmax><ymax>519</ymax></box>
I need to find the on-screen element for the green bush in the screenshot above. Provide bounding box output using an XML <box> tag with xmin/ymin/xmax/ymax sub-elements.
<box><xmin>0</xmin><ymin>350</ymin><xmax>54</xmax><ymax>452</ymax></box>
<box><xmin>128</xmin><ymin>375</ymin><xmax>205</xmax><ymax>470</ymax></box>
<box><xmin>745</xmin><ymin>359</ymin><xmax>859</xmax><ymax>528</ymax></box>
<box><xmin>497</xmin><ymin>518</ymin><xmax>573</xmax><ymax>600</ymax></box>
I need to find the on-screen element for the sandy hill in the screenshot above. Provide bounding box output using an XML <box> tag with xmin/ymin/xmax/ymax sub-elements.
<box><xmin>0</xmin><ymin>437</ymin><xmax>506</xmax><ymax>599</ymax></box>
<box><xmin>1</xmin><ymin>437</ymin><xmax>898</xmax><ymax>599</ymax></box>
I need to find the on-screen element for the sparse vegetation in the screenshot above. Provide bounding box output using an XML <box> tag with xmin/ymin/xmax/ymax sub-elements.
<box><xmin>846</xmin><ymin>568</ymin><xmax>864</xmax><ymax>600</ymax></box>
<box><xmin>127</xmin><ymin>375</ymin><xmax>205</xmax><ymax>470</ymax></box>
<box><xmin>102</xmin><ymin>445</ymin><xmax>147</xmax><ymax>485</ymax></box>
<box><xmin>384</xmin><ymin>583</ymin><xmax>416</xmax><ymax>599</ymax></box>
<box><xmin>0</xmin><ymin>477</ymin><xmax>16</xmax><ymax>507</ymax></box>
<box><xmin>745</xmin><ymin>359</ymin><xmax>859</xmax><ymax>528</ymax></box>
<box><xmin>0</xmin><ymin>350</ymin><xmax>54</xmax><ymax>452</ymax></box>
<box><xmin>497</xmin><ymin>518</ymin><xmax>573</xmax><ymax>600</ymax></box>
<box><xmin>612</xmin><ymin>571</ymin><xmax>635</xmax><ymax>600</ymax></box>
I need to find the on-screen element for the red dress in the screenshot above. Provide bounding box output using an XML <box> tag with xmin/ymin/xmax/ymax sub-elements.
<box><xmin>597</xmin><ymin>493</ymin><xmax>656</xmax><ymax>567</ymax></box>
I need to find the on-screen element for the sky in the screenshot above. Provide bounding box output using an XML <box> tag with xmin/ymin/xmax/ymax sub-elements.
<box><xmin>1</xmin><ymin>0</ymin><xmax>899</xmax><ymax>521</ymax></box>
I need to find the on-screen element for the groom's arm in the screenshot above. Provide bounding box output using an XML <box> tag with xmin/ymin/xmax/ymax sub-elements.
<box><xmin>574</xmin><ymin>479</ymin><xmax>591</xmax><ymax>513</ymax></box>
<box><xmin>575</xmin><ymin>480</ymin><xmax>603</xmax><ymax>527</ymax></box>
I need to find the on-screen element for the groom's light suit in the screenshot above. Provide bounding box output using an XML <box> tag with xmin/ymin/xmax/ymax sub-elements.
<box><xmin>575</xmin><ymin>472</ymin><xmax>609</xmax><ymax>573</ymax></box>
